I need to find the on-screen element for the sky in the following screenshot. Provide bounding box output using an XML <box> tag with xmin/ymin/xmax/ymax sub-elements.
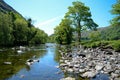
<box><xmin>4</xmin><ymin>0</ymin><xmax>116</xmax><ymax>35</ymax></box>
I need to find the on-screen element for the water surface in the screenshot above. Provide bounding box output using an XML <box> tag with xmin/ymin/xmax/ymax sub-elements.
<box><xmin>0</xmin><ymin>43</ymin><xmax>63</xmax><ymax>80</ymax></box>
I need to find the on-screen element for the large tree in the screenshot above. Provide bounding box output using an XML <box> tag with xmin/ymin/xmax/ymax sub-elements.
<box><xmin>65</xmin><ymin>1</ymin><xmax>98</xmax><ymax>43</ymax></box>
<box><xmin>111</xmin><ymin>0</ymin><xmax>120</xmax><ymax>26</ymax></box>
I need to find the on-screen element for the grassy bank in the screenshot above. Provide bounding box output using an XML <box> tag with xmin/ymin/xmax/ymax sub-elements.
<box><xmin>81</xmin><ymin>40</ymin><xmax>120</xmax><ymax>52</ymax></box>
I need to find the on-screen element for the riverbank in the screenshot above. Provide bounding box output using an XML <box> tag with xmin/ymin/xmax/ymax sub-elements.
<box><xmin>58</xmin><ymin>45</ymin><xmax>120</xmax><ymax>80</ymax></box>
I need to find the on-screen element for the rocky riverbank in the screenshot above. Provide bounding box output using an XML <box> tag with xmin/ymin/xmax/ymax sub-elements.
<box><xmin>58</xmin><ymin>45</ymin><xmax>120</xmax><ymax>80</ymax></box>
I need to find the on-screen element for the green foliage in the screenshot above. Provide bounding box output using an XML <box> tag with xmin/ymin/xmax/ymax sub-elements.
<box><xmin>0</xmin><ymin>11</ymin><xmax>48</xmax><ymax>46</ymax></box>
<box><xmin>100</xmin><ymin>26</ymin><xmax>120</xmax><ymax>40</ymax></box>
<box><xmin>30</xmin><ymin>28</ymin><xmax>48</xmax><ymax>44</ymax></box>
<box><xmin>13</xmin><ymin>18</ymin><xmax>28</xmax><ymax>45</ymax></box>
<box><xmin>89</xmin><ymin>31</ymin><xmax>101</xmax><ymax>41</ymax></box>
<box><xmin>65</xmin><ymin>1</ymin><xmax>98</xmax><ymax>42</ymax></box>
<box><xmin>0</xmin><ymin>12</ymin><xmax>14</xmax><ymax>46</ymax></box>
<box><xmin>47</xmin><ymin>34</ymin><xmax>56</xmax><ymax>43</ymax></box>
<box><xmin>54</xmin><ymin>18</ymin><xmax>73</xmax><ymax>44</ymax></box>
<box><xmin>110</xmin><ymin>0</ymin><xmax>120</xmax><ymax>26</ymax></box>
<box><xmin>109</xmin><ymin>40</ymin><xmax>120</xmax><ymax>51</ymax></box>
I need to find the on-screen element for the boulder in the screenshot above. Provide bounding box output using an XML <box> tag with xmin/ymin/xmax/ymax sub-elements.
<box><xmin>67</xmin><ymin>68</ymin><xmax>74</xmax><ymax>73</ymax></box>
<box><xmin>82</xmin><ymin>71</ymin><xmax>98</xmax><ymax>78</ymax></box>
<box><xmin>60</xmin><ymin>77</ymin><xmax>75</xmax><ymax>80</ymax></box>
<box><xmin>95</xmin><ymin>64</ymin><xmax>104</xmax><ymax>71</ymax></box>
<box><xmin>4</xmin><ymin>62</ymin><xmax>12</xmax><ymax>65</ymax></box>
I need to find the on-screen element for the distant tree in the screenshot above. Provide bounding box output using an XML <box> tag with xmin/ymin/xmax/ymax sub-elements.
<box><xmin>54</xmin><ymin>18</ymin><xmax>73</xmax><ymax>44</ymax></box>
<box><xmin>89</xmin><ymin>31</ymin><xmax>101</xmax><ymax>41</ymax></box>
<box><xmin>30</xmin><ymin>28</ymin><xmax>48</xmax><ymax>44</ymax></box>
<box><xmin>47</xmin><ymin>34</ymin><xmax>56</xmax><ymax>43</ymax></box>
<box><xmin>27</xmin><ymin>18</ymin><xmax>34</xmax><ymax>28</ymax></box>
<box><xmin>110</xmin><ymin>0</ymin><xmax>120</xmax><ymax>26</ymax></box>
<box><xmin>65</xmin><ymin>1</ymin><xmax>98</xmax><ymax>43</ymax></box>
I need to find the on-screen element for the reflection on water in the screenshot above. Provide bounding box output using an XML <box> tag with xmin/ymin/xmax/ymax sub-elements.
<box><xmin>0</xmin><ymin>44</ymin><xmax>64</xmax><ymax>80</ymax></box>
<box><xmin>0</xmin><ymin>43</ymin><xmax>91</xmax><ymax>80</ymax></box>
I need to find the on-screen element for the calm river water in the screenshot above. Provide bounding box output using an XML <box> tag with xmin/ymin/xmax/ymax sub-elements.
<box><xmin>0</xmin><ymin>43</ymin><xmax>64</xmax><ymax>80</ymax></box>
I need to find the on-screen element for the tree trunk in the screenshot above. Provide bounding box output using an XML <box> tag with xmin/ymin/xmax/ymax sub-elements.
<box><xmin>77</xmin><ymin>20</ymin><xmax>81</xmax><ymax>44</ymax></box>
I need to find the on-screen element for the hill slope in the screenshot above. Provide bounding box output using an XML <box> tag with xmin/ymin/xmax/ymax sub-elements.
<box><xmin>0</xmin><ymin>0</ymin><xmax>17</xmax><ymax>13</ymax></box>
<box><xmin>0</xmin><ymin>0</ymin><xmax>48</xmax><ymax>47</ymax></box>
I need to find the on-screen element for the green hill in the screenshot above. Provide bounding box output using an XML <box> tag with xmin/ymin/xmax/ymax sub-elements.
<box><xmin>0</xmin><ymin>0</ymin><xmax>48</xmax><ymax>47</ymax></box>
<box><xmin>0</xmin><ymin>0</ymin><xmax>17</xmax><ymax>13</ymax></box>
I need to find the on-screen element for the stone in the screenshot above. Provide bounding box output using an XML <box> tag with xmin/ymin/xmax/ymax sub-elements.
<box><xmin>74</xmin><ymin>64</ymin><xmax>80</xmax><ymax>68</ymax></box>
<box><xmin>104</xmin><ymin>50</ymin><xmax>113</xmax><ymax>55</ymax></box>
<box><xmin>60</xmin><ymin>77</ymin><xmax>75</xmax><ymax>80</ymax></box>
<box><xmin>82</xmin><ymin>71</ymin><xmax>98</xmax><ymax>78</ymax></box>
<box><xmin>79</xmin><ymin>69</ymin><xmax>85</xmax><ymax>73</ymax></box>
<box><xmin>60</xmin><ymin>63</ymin><xmax>68</xmax><ymax>67</ymax></box>
<box><xmin>67</xmin><ymin>68</ymin><xmax>74</xmax><ymax>73</ymax></box>
<box><xmin>78</xmin><ymin>54</ymin><xmax>86</xmax><ymax>57</ymax></box>
<box><xmin>55</xmin><ymin>66</ymin><xmax>59</xmax><ymax>68</ymax></box>
<box><xmin>95</xmin><ymin>64</ymin><xmax>104</xmax><ymax>71</ymax></box>
<box><xmin>20</xmin><ymin>75</ymin><xmax>25</xmax><ymax>78</ymax></box>
<box><xmin>4</xmin><ymin>62</ymin><xmax>12</xmax><ymax>65</ymax></box>
<box><xmin>111</xmin><ymin>73</ymin><xmax>119</xmax><ymax>78</ymax></box>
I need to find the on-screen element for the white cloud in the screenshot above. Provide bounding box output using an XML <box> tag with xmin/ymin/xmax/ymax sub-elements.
<box><xmin>35</xmin><ymin>15</ymin><xmax>63</xmax><ymax>35</ymax></box>
<box><xmin>35</xmin><ymin>15</ymin><xmax>63</xmax><ymax>28</ymax></box>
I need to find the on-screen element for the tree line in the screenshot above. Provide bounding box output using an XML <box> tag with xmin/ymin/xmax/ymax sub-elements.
<box><xmin>0</xmin><ymin>12</ymin><xmax>48</xmax><ymax>47</ymax></box>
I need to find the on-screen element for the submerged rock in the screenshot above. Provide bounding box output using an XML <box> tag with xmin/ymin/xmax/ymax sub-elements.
<box><xmin>4</xmin><ymin>62</ymin><xmax>12</xmax><ymax>65</ymax></box>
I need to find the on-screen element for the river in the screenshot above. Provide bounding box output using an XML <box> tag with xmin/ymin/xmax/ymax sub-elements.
<box><xmin>0</xmin><ymin>43</ymin><xmax>110</xmax><ymax>80</ymax></box>
<box><xmin>0</xmin><ymin>43</ymin><xmax>65</xmax><ymax>80</ymax></box>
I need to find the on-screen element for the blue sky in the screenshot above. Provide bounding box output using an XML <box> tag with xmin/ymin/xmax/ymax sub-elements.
<box><xmin>4</xmin><ymin>0</ymin><xmax>116</xmax><ymax>35</ymax></box>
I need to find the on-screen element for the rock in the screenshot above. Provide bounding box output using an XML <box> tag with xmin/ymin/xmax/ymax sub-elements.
<box><xmin>74</xmin><ymin>64</ymin><xmax>80</xmax><ymax>68</ymax></box>
<box><xmin>60</xmin><ymin>77</ymin><xmax>75</xmax><ymax>80</ymax></box>
<box><xmin>78</xmin><ymin>54</ymin><xmax>86</xmax><ymax>57</ymax></box>
<box><xmin>79</xmin><ymin>69</ymin><xmax>85</xmax><ymax>73</ymax></box>
<box><xmin>60</xmin><ymin>60</ymin><xmax>64</xmax><ymax>63</ymax></box>
<box><xmin>27</xmin><ymin>59</ymin><xmax>34</xmax><ymax>62</ymax></box>
<box><xmin>82</xmin><ymin>71</ymin><xmax>98</xmax><ymax>78</ymax></box>
<box><xmin>33</xmin><ymin>59</ymin><xmax>39</xmax><ymax>62</ymax></box>
<box><xmin>104</xmin><ymin>49</ymin><xmax>113</xmax><ymax>55</ymax></box>
<box><xmin>55</xmin><ymin>66</ymin><xmax>59</xmax><ymax>68</ymax></box>
<box><xmin>114</xmin><ymin>78</ymin><xmax>120</xmax><ymax>80</ymax></box>
<box><xmin>106</xmin><ymin>64</ymin><xmax>112</xmax><ymax>70</ymax></box>
<box><xmin>95</xmin><ymin>64</ymin><xmax>104</xmax><ymax>71</ymax></box>
<box><xmin>4</xmin><ymin>62</ymin><xmax>12</xmax><ymax>65</ymax></box>
<box><xmin>26</xmin><ymin>59</ymin><xmax>39</xmax><ymax>66</ymax></box>
<box><xmin>26</xmin><ymin>61</ymin><xmax>33</xmax><ymax>66</ymax></box>
<box><xmin>20</xmin><ymin>75</ymin><xmax>25</xmax><ymax>78</ymax></box>
<box><xmin>111</xmin><ymin>73</ymin><xmax>119</xmax><ymax>78</ymax></box>
<box><xmin>67</xmin><ymin>68</ymin><xmax>74</xmax><ymax>73</ymax></box>
<box><xmin>60</xmin><ymin>63</ymin><xmax>68</xmax><ymax>67</ymax></box>
<box><xmin>17</xmin><ymin>50</ymin><xmax>23</xmax><ymax>54</ymax></box>
<box><xmin>68</xmin><ymin>63</ymin><xmax>74</xmax><ymax>68</ymax></box>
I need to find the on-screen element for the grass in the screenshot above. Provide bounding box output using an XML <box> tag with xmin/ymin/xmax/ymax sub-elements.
<box><xmin>81</xmin><ymin>40</ymin><xmax>120</xmax><ymax>52</ymax></box>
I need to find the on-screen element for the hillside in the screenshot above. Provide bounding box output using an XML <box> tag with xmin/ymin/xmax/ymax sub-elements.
<box><xmin>0</xmin><ymin>0</ymin><xmax>48</xmax><ymax>47</ymax></box>
<box><xmin>81</xmin><ymin>26</ymin><xmax>120</xmax><ymax>40</ymax></box>
<box><xmin>0</xmin><ymin>0</ymin><xmax>17</xmax><ymax>13</ymax></box>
